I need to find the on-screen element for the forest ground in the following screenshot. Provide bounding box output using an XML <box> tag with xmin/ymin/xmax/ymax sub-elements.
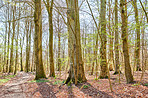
<box><xmin>0</xmin><ymin>71</ymin><xmax>148</xmax><ymax>98</ymax></box>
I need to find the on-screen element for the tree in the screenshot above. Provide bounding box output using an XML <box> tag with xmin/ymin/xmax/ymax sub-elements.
<box><xmin>34</xmin><ymin>0</ymin><xmax>46</xmax><ymax>79</ymax></box>
<box><xmin>114</xmin><ymin>0</ymin><xmax>120</xmax><ymax>74</ymax></box>
<box><xmin>65</xmin><ymin>0</ymin><xmax>87</xmax><ymax>84</ymax></box>
<box><xmin>57</xmin><ymin>13</ymin><xmax>61</xmax><ymax>71</ymax></box>
<box><xmin>108</xmin><ymin>0</ymin><xmax>113</xmax><ymax>71</ymax></box>
<box><xmin>132</xmin><ymin>0</ymin><xmax>141</xmax><ymax>71</ymax></box>
<box><xmin>99</xmin><ymin>0</ymin><xmax>108</xmax><ymax>79</ymax></box>
<box><xmin>120</xmin><ymin>0</ymin><xmax>133</xmax><ymax>83</ymax></box>
<box><xmin>43</xmin><ymin>0</ymin><xmax>55</xmax><ymax>77</ymax></box>
<box><xmin>14</xmin><ymin>4</ymin><xmax>20</xmax><ymax>74</ymax></box>
<box><xmin>6</xmin><ymin>2</ymin><xmax>11</xmax><ymax>73</ymax></box>
<box><xmin>25</xmin><ymin>20</ymin><xmax>30</xmax><ymax>72</ymax></box>
<box><xmin>9</xmin><ymin>3</ymin><xmax>16</xmax><ymax>73</ymax></box>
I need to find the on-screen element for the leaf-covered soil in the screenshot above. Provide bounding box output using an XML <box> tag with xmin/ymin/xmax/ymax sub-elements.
<box><xmin>0</xmin><ymin>71</ymin><xmax>147</xmax><ymax>98</ymax></box>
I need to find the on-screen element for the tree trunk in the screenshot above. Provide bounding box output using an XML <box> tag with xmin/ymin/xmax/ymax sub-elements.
<box><xmin>25</xmin><ymin>21</ymin><xmax>29</xmax><ymax>72</ymax></box>
<box><xmin>34</xmin><ymin>0</ymin><xmax>46</xmax><ymax>79</ymax></box>
<box><xmin>114</xmin><ymin>0</ymin><xmax>120</xmax><ymax>74</ymax></box>
<box><xmin>133</xmin><ymin>0</ymin><xmax>141</xmax><ymax>71</ymax></box>
<box><xmin>20</xmin><ymin>36</ymin><xmax>24</xmax><ymax>71</ymax></box>
<box><xmin>120</xmin><ymin>0</ymin><xmax>134</xmax><ymax>83</ymax></box>
<box><xmin>14</xmin><ymin>19</ymin><xmax>20</xmax><ymax>75</ymax></box>
<box><xmin>6</xmin><ymin>3</ymin><xmax>11</xmax><ymax>73</ymax></box>
<box><xmin>108</xmin><ymin>0</ymin><xmax>113</xmax><ymax>71</ymax></box>
<box><xmin>65</xmin><ymin>0</ymin><xmax>87</xmax><ymax>85</ymax></box>
<box><xmin>43</xmin><ymin>0</ymin><xmax>55</xmax><ymax>77</ymax></box>
<box><xmin>9</xmin><ymin>4</ymin><xmax>16</xmax><ymax>73</ymax></box>
<box><xmin>57</xmin><ymin>13</ymin><xmax>61</xmax><ymax>71</ymax></box>
<box><xmin>99</xmin><ymin>0</ymin><xmax>108</xmax><ymax>79</ymax></box>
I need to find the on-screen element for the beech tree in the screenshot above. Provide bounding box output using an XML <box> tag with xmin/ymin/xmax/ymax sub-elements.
<box><xmin>99</xmin><ymin>0</ymin><xmax>108</xmax><ymax>79</ymax></box>
<box><xmin>120</xmin><ymin>0</ymin><xmax>133</xmax><ymax>83</ymax></box>
<box><xmin>132</xmin><ymin>0</ymin><xmax>141</xmax><ymax>71</ymax></box>
<box><xmin>114</xmin><ymin>0</ymin><xmax>120</xmax><ymax>74</ymax></box>
<box><xmin>65</xmin><ymin>0</ymin><xmax>87</xmax><ymax>84</ymax></box>
<box><xmin>9</xmin><ymin>3</ymin><xmax>16</xmax><ymax>73</ymax></box>
<box><xmin>43</xmin><ymin>0</ymin><xmax>55</xmax><ymax>77</ymax></box>
<box><xmin>34</xmin><ymin>0</ymin><xmax>46</xmax><ymax>79</ymax></box>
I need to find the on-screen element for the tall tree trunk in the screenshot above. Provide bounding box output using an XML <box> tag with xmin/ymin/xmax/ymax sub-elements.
<box><xmin>48</xmin><ymin>0</ymin><xmax>55</xmax><ymax>77</ymax></box>
<box><xmin>91</xmin><ymin>26</ymin><xmax>97</xmax><ymax>75</ymax></box>
<box><xmin>120</xmin><ymin>0</ymin><xmax>134</xmax><ymax>83</ymax></box>
<box><xmin>25</xmin><ymin>21</ymin><xmax>29</xmax><ymax>72</ymax></box>
<box><xmin>3</xmin><ymin>9</ymin><xmax>7</xmax><ymax>73</ymax></box>
<box><xmin>57</xmin><ymin>13</ymin><xmax>61</xmax><ymax>71</ymax></box>
<box><xmin>43</xmin><ymin>0</ymin><xmax>55</xmax><ymax>77</ymax></box>
<box><xmin>9</xmin><ymin>4</ymin><xmax>16</xmax><ymax>73</ymax></box>
<box><xmin>28</xmin><ymin>22</ymin><xmax>32</xmax><ymax>71</ymax></box>
<box><xmin>114</xmin><ymin>0</ymin><xmax>120</xmax><ymax>74</ymax></box>
<box><xmin>99</xmin><ymin>0</ymin><xmax>108</xmax><ymax>79</ymax></box>
<box><xmin>20</xmin><ymin>35</ymin><xmax>24</xmax><ymax>71</ymax></box>
<box><xmin>65</xmin><ymin>0</ymin><xmax>87</xmax><ymax>84</ymax></box>
<box><xmin>14</xmin><ymin>21</ymin><xmax>19</xmax><ymax>75</ymax></box>
<box><xmin>34</xmin><ymin>0</ymin><xmax>46</xmax><ymax>79</ymax></box>
<box><xmin>109</xmin><ymin>0</ymin><xmax>113</xmax><ymax>71</ymax></box>
<box><xmin>133</xmin><ymin>0</ymin><xmax>141</xmax><ymax>71</ymax></box>
<box><xmin>6</xmin><ymin>3</ymin><xmax>11</xmax><ymax>73</ymax></box>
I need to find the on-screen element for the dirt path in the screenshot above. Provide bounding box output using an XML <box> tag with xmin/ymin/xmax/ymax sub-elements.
<box><xmin>0</xmin><ymin>72</ymin><xmax>34</xmax><ymax>98</ymax></box>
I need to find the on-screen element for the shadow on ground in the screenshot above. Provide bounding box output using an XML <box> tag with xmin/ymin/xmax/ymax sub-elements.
<box><xmin>32</xmin><ymin>82</ymin><xmax>57</xmax><ymax>98</ymax></box>
<box><xmin>76</xmin><ymin>82</ymin><xmax>113</xmax><ymax>98</ymax></box>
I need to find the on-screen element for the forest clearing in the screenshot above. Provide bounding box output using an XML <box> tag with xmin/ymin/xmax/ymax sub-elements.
<box><xmin>0</xmin><ymin>0</ymin><xmax>148</xmax><ymax>97</ymax></box>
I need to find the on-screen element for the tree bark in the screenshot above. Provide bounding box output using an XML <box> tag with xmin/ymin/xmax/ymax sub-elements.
<box><xmin>99</xmin><ymin>0</ymin><xmax>108</xmax><ymax>79</ymax></box>
<box><xmin>65</xmin><ymin>0</ymin><xmax>87</xmax><ymax>85</ymax></box>
<box><xmin>120</xmin><ymin>0</ymin><xmax>134</xmax><ymax>83</ymax></box>
<box><xmin>34</xmin><ymin>0</ymin><xmax>46</xmax><ymax>79</ymax></box>
<box><xmin>57</xmin><ymin>13</ymin><xmax>61</xmax><ymax>71</ymax></box>
<box><xmin>132</xmin><ymin>0</ymin><xmax>141</xmax><ymax>71</ymax></box>
<box><xmin>9</xmin><ymin>4</ymin><xmax>16</xmax><ymax>73</ymax></box>
<box><xmin>109</xmin><ymin>0</ymin><xmax>113</xmax><ymax>71</ymax></box>
<box><xmin>114</xmin><ymin>0</ymin><xmax>120</xmax><ymax>74</ymax></box>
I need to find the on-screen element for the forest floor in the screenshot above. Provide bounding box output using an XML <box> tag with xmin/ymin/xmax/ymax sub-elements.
<box><xmin>0</xmin><ymin>71</ymin><xmax>148</xmax><ymax>98</ymax></box>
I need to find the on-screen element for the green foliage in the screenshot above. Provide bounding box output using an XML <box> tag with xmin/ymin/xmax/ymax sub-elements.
<box><xmin>54</xmin><ymin>75</ymin><xmax>57</xmax><ymax>79</ymax></box>
<box><xmin>53</xmin><ymin>80</ymin><xmax>64</xmax><ymax>85</ymax></box>
<box><xmin>67</xmin><ymin>80</ymin><xmax>72</xmax><ymax>86</ymax></box>
<box><xmin>83</xmin><ymin>85</ymin><xmax>89</xmax><ymax>89</ymax></box>
<box><xmin>5</xmin><ymin>75</ymin><xmax>16</xmax><ymax>78</ymax></box>
<box><xmin>0</xmin><ymin>79</ymin><xmax>10</xmax><ymax>85</ymax></box>
<box><xmin>143</xmin><ymin>83</ymin><xmax>148</xmax><ymax>86</ymax></box>
<box><xmin>132</xmin><ymin>83</ymin><xmax>140</xmax><ymax>86</ymax></box>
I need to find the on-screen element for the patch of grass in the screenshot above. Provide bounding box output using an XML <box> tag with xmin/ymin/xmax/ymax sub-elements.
<box><xmin>53</xmin><ymin>80</ymin><xmax>64</xmax><ymax>85</ymax></box>
<box><xmin>0</xmin><ymin>79</ymin><xmax>10</xmax><ymax>85</ymax></box>
<box><xmin>132</xmin><ymin>83</ymin><xmax>140</xmax><ymax>86</ymax></box>
<box><xmin>5</xmin><ymin>75</ymin><xmax>16</xmax><ymax>78</ymax></box>
<box><xmin>28</xmin><ymin>79</ymin><xmax>50</xmax><ymax>83</ymax></box>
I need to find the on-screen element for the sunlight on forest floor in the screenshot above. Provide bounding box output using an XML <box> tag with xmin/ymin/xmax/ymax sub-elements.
<box><xmin>0</xmin><ymin>71</ymin><xmax>148</xmax><ymax>98</ymax></box>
